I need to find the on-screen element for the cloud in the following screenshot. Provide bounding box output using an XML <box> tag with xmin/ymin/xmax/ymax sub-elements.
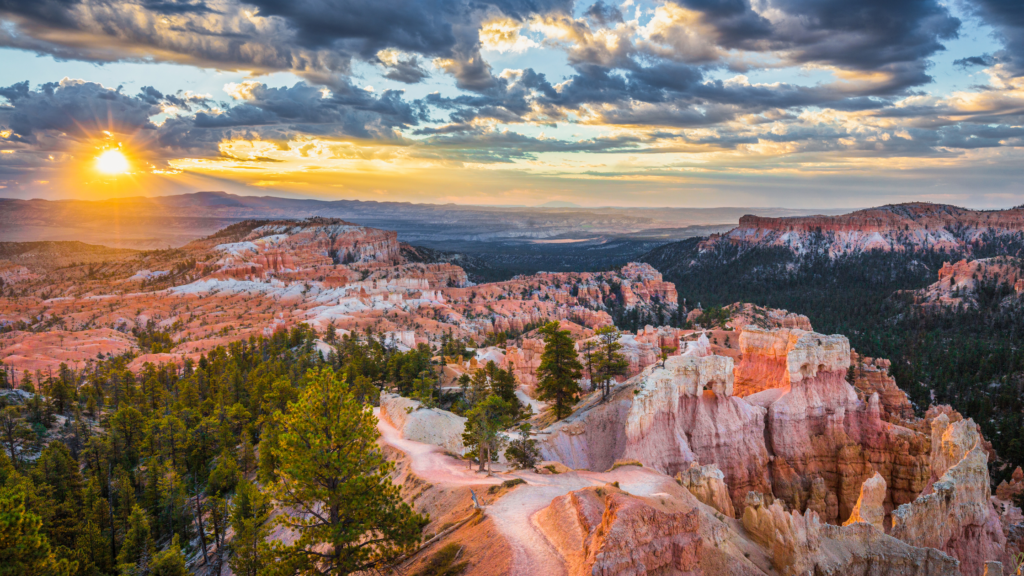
<box><xmin>480</xmin><ymin>17</ymin><xmax>538</xmax><ymax>53</ymax></box>
<box><xmin>376</xmin><ymin>49</ymin><xmax>430</xmax><ymax>84</ymax></box>
<box><xmin>0</xmin><ymin>78</ymin><xmax>160</xmax><ymax>141</ymax></box>
<box><xmin>0</xmin><ymin>76</ymin><xmax>425</xmax><ymax>180</ymax></box>
<box><xmin>0</xmin><ymin>0</ymin><xmax>570</xmax><ymax>87</ymax></box>
<box><xmin>964</xmin><ymin>0</ymin><xmax>1024</xmax><ymax>75</ymax></box>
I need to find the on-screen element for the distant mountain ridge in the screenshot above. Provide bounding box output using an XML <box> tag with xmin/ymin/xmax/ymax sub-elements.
<box><xmin>701</xmin><ymin>202</ymin><xmax>1024</xmax><ymax>255</ymax></box>
<box><xmin>0</xmin><ymin>191</ymin><xmax>841</xmax><ymax>252</ymax></box>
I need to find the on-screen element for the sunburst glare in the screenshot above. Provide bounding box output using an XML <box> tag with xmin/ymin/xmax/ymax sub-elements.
<box><xmin>96</xmin><ymin>149</ymin><xmax>130</xmax><ymax>174</ymax></box>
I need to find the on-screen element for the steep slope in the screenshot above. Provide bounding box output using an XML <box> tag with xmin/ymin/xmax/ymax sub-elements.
<box><xmin>708</xmin><ymin>203</ymin><xmax>1024</xmax><ymax>255</ymax></box>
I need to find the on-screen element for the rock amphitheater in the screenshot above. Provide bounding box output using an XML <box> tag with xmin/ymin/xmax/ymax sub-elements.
<box><xmin>1</xmin><ymin>217</ymin><xmax>1021</xmax><ymax>575</ymax></box>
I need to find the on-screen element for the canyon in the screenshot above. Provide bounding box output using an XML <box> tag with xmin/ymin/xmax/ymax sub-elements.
<box><xmin>2</xmin><ymin>211</ymin><xmax>1022</xmax><ymax>575</ymax></box>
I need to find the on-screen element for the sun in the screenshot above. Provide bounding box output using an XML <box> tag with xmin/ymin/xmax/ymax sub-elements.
<box><xmin>96</xmin><ymin>149</ymin><xmax>130</xmax><ymax>174</ymax></box>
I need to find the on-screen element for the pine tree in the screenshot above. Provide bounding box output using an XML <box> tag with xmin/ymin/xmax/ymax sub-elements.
<box><xmin>0</xmin><ymin>484</ymin><xmax>74</xmax><ymax>576</ymax></box>
<box><xmin>258</xmin><ymin>421</ymin><xmax>280</xmax><ymax>484</ymax></box>
<box><xmin>0</xmin><ymin>407</ymin><xmax>34</xmax><ymax>470</ymax></box>
<box><xmin>504</xmin><ymin>423</ymin><xmax>540</xmax><ymax>469</ymax></box>
<box><xmin>535</xmin><ymin>322</ymin><xmax>583</xmax><ymax>419</ymax></box>
<box><xmin>228</xmin><ymin>479</ymin><xmax>272</xmax><ymax>576</ymax></box>
<box><xmin>116</xmin><ymin>505</ymin><xmax>153</xmax><ymax>576</ymax></box>
<box><xmin>594</xmin><ymin>326</ymin><xmax>628</xmax><ymax>401</ymax></box>
<box><xmin>269</xmin><ymin>366</ymin><xmax>427</xmax><ymax>575</ymax></box>
<box><xmin>462</xmin><ymin>395</ymin><xmax>512</xmax><ymax>474</ymax></box>
<box><xmin>149</xmin><ymin>534</ymin><xmax>187</xmax><ymax>576</ymax></box>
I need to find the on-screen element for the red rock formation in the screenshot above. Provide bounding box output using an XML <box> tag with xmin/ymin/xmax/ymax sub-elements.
<box><xmin>0</xmin><ymin>261</ymin><xmax>37</xmax><ymax>284</ymax></box>
<box><xmin>703</xmin><ymin>203</ymin><xmax>1024</xmax><ymax>255</ymax></box>
<box><xmin>848</xmin><ymin>351</ymin><xmax>916</xmax><ymax>421</ymax></box>
<box><xmin>535</xmin><ymin>486</ymin><xmax>757</xmax><ymax>576</ymax></box>
<box><xmin>624</xmin><ymin>354</ymin><xmax>772</xmax><ymax>513</ymax></box>
<box><xmin>995</xmin><ymin>466</ymin><xmax>1024</xmax><ymax>503</ymax></box>
<box><xmin>910</xmin><ymin>257</ymin><xmax>1024</xmax><ymax>309</ymax></box>
<box><xmin>741</xmin><ymin>491</ymin><xmax>959</xmax><ymax>575</ymax></box>
<box><xmin>891</xmin><ymin>415</ymin><xmax>1009</xmax><ymax>576</ymax></box>
<box><xmin>725</xmin><ymin>303</ymin><xmax>813</xmax><ymax>331</ymax></box>
<box><xmin>729</xmin><ymin>327</ymin><xmax>931</xmax><ymax>522</ymax></box>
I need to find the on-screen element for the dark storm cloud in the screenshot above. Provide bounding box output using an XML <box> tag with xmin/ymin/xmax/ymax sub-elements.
<box><xmin>964</xmin><ymin>0</ymin><xmax>1024</xmax><ymax>74</ymax></box>
<box><xmin>0</xmin><ymin>0</ymin><xmax>570</xmax><ymax>88</ymax></box>
<box><xmin>0</xmin><ymin>79</ymin><xmax>159</xmax><ymax>141</ymax></box>
<box><xmin>378</xmin><ymin>55</ymin><xmax>431</xmax><ymax>84</ymax></box>
<box><xmin>764</xmin><ymin>0</ymin><xmax>958</xmax><ymax>70</ymax></box>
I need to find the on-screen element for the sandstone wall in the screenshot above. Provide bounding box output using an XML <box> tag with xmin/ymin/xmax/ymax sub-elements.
<box><xmin>623</xmin><ymin>355</ymin><xmax>771</xmax><ymax>513</ymax></box>
<box><xmin>890</xmin><ymin>414</ymin><xmax>1008</xmax><ymax>576</ymax></box>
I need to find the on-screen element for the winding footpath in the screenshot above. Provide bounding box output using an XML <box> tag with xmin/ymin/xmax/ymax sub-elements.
<box><xmin>374</xmin><ymin>409</ymin><xmax>676</xmax><ymax>576</ymax></box>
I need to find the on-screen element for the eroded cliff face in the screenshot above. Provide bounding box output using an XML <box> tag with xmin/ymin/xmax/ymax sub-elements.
<box><xmin>734</xmin><ymin>326</ymin><xmax>932</xmax><ymax>523</ymax></box>
<box><xmin>538</xmin><ymin>325</ymin><xmax>936</xmax><ymax>527</ymax></box>
<box><xmin>890</xmin><ymin>415</ymin><xmax>1009</xmax><ymax>576</ymax></box>
<box><xmin>534</xmin><ymin>485</ymin><xmax>760</xmax><ymax>576</ymax></box>
<box><xmin>741</xmin><ymin>490</ymin><xmax>960</xmax><ymax>576</ymax></box>
<box><xmin>848</xmin><ymin>351</ymin><xmax>916</xmax><ymax>422</ymax></box>
<box><xmin>703</xmin><ymin>203</ymin><xmax>1024</xmax><ymax>255</ymax></box>
<box><xmin>623</xmin><ymin>354</ymin><xmax>771</xmax><ymax>513</ymax></box>
<box><xmin>910</xmin><ymin>256</ymin><xmax>1024</xmax><ymax>309</ymax></box>
<box><xmin>536</xmin><ymin>391</ymin><xmax>637</xmax><ymax>472</ymax></box>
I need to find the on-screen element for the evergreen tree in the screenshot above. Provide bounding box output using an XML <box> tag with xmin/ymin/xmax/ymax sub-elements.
<box><xmin>594</xmin><ymin>326</ymin><xmax>628</xmax><ymax>401</ymax></box>
<box><xmin>228</xmin><ymin>479</ymin><xmax>272</xmax><ymax>576</ymax></box>
<box><xmin>269</xmin><ymin>366</ymin><xmax>427</xmax><ymax>575</ymax></box>
<box><xmin>0</xmin><ymin>407</ymin><xmax>33</xmax><ymax>469</ymax></box>
<box><xmin>116</xmin><ymin>505</ymin><xmax>153</xmax><ymax>576</ymax></box>
<box><xmin>258</xmin><ymin>420</ymin><xmax>280</xmax><ymax>484</ymax></box>
<box><xmin>535</xmin><ymin>322</ymin><xmax>583</xmax><ymax>419</ymax></box>
<box><xmin>0</xmin><ymin>484</ymin><xmax>74</xmax><ymax>576</ymax></box>
<box><xmin>149</xmin><ymin>535</ymin><xmax>187</xmax><ymax>576</ymax></box>
<box><xmin>461</xmin><ymin>395</ymin><xmax>512</xmax><ymax>474</ymax></box>
<box><xmin>504</xmin><ymin>423</ymin><xmax>540</xmax><ymax>469</ymax></box>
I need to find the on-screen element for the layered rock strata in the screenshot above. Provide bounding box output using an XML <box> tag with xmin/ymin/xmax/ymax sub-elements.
<box><xmin>890</xmin><ymin>414</ymin><xmax>1008</xmax><ymax>576</ymax></box>
<box><xmin>535</xmin><ymin>485</ymin><xmax>758</xmax><ymax>576</ymax></box>
<box><xmin>741</xmin><ymin>491</ymin><xmax>960</xmax><ymax>576</ymax></box>
<box><xmin>623</xmin><ymin>354</ymin><xmax>771</xmax><ymax>513</ymax></box>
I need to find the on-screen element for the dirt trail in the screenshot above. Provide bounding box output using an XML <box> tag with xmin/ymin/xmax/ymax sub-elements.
<box><xmin>375</xmin><ymin>409</ymin><xmax>676</xmax><ymax>576</ymax></box>
<box><xmin>375</xmin><ymin>408</ymin><xmax>501</xmax><ymax>487</ymax></box>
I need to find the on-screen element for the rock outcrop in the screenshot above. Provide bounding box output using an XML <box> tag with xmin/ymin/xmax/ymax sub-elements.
<box><xmin>848</xmin><ymin>351</ymin><xmax>916</xmax><ymax>421</ymax></box>
<box><xmin>535</xmin><ymin>485</ymin><xmax>758</xmax><ymax>576</ymax></box>
<box><xmin>675</xmin><ymin>463</ymin><xmax>736</xmax><ymax>518</ymax></box>
<box><xmin>995</xmin><ymin>466</ymin><xmax>1024</xmax><ymax>503</ymax></box>
<box><xmin>911</xmin><ymin>257</ymin><xmax>1024</xmax><ymax>309</ymax></box>
<box><xmin>891</xmin><ymin>414</ymin><xmax>1008</xmax><ymax>576</ymax></box>
<box><xmin>751</xmin><ymin>327</ymin><xmax>931</xmax><ymax>523</ymax></box>
<box><xmin>742</xmin><ymin>491</ymin><xmax>960</xmax><ymax>576</ymax></box>
<box><xmin>843</xmin><ymin>472</ymin><xmax>886</xmax><ymax>531</ymax></box>
<box><xmin>379</xmin><ymin>393</ymin><xmax>467</xmax><ymax>455</ymax></box>
<box><xmin>623</xmin><ymin>354</ymin><xmax>772</xmax><ymax>513</ymax></box>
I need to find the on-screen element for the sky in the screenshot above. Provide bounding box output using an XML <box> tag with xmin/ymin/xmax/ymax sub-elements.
<box><xmin>0</xmin><ymin>0</ymin><xmax>1023</xmax><ymax>208</ymax></box>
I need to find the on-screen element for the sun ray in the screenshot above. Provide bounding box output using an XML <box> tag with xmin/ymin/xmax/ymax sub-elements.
<box><xmin>96</xmin><ymin>149</ymin><xmax>130</xmax><ymax>174</ymax></box>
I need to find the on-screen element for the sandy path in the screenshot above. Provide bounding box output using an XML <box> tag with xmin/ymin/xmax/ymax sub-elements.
<box><xmin>485</xmin><ymin>467</ymin><xmax>676</xmax><ymax>576</ymax></box>
<box><xmin>375</xmin><ymin>408</ymin><xmax>502</xmax><ymax>486</ymax></box>
<box><xmin>376</xmin><ymin>408</ymin><xmax>678</xmax><ymax>576</ymax></box>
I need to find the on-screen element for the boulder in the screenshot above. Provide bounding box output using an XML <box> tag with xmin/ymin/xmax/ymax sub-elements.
<box><xmin>378</xmin><ymin>393</ymin><xmax>467</xmax><ymax>455</ymax></box>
